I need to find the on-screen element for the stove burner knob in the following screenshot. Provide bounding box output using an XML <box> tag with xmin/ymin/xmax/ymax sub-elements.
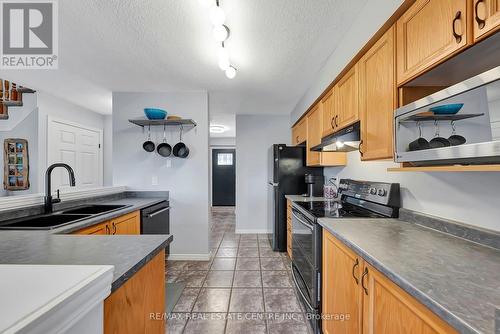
<box><xmin>369</xmin><ymin>188</ymin><xmax>377</xmax><ymax>195</ymax></box>
<box><xmin>377</xmin><ymin>189</ymin><xmax>387</xmax><ymax>196</ymax></box>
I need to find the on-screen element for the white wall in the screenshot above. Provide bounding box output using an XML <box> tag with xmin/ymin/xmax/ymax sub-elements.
<box><xmin>36</xmin><ymin>92</ymin><xmax>108</xmax><ymax>191</ymax></box>
<box><xmin>112</xmin><ymin>92</ymin><xmax>210</xmax><ymax>259</ymax></box>
<box><xmin>290</xmin><ymin>0</ymin><xmax>403</xmax><ymax>124</ymax></box>
<box><xmin>210</xmin><ymin>137</ymin><xmax>235</xmax><ymax>146</ymax></box>
<box><xmin>324</xmin><ymin>152</ymin><xmax>500</xmax><ymax>231</ymax></box>
<box><xmin>235</xmin><ymin>115</ymin><xmax>290</xmax><ymax>233</ymax></box>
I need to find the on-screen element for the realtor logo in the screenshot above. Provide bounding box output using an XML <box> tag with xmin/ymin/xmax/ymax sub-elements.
<box><xmin>0</xmin><ymin>0</ymin><xmax>58</xmax><ymax>69</ymax></box>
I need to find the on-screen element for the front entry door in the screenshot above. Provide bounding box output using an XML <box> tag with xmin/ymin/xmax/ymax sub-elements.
<box><xmin>212</xmin><ymin>149</ymin><xmax>236</xmax><ymax>206</ymax></box>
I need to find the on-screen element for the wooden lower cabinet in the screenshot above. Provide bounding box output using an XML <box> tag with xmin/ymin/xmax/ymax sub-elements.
<box><xmin>73</xmin><ymin>211</ymin><xmax>141</xmax><ymax>235</ymax></box>
<box><xmin>104</xmin><ymin>250</ymin><xmax>165</xmax><ymax>334</ymax></box>
<box><xmin>322</xmin><ymin>230</ymin><xmax>457</xmax><ymax>334</ymax></box>
<box><xmin>322</xmin><ymin>230</ymin><xmax>363</xmax><ymax>334</ymax></box>
<box><xmin>111</xmin><ymin>211</ymin><xmax>140</xmax><ymax>235</ymax></box>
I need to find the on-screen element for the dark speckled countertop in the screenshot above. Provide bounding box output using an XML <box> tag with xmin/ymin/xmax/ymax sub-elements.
<box><xmin>318</xmin><ymin>217</ymin><xmax>500</xmax><ymax>334</ymax></box>
<box><xmin>0</xmin><ymin>193</ymin><xmax>173</xmax><ymax>292</ymax></box>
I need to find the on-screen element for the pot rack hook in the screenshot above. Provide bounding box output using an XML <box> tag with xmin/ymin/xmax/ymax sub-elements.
<box><xmin>163</xmin><ymin>124</ymin><xmax>167</xmax><ymax>141</ymax></box>
<box><xmin>147</xmin><ymin>125</ymin><xmax>152</xmax><ymax>140</ymax></box>
<box><xmin>451</xmin><ymin>120</ymin><xmax>457</xmax><ymax>134</ymax></box>
<box><xmin>179</xmin><ymin>125</ymin><xmax>184</xmax><ymax>142</ymax></box>
<box><xmin>434</xmin><ymin>120</ymin><xmax>440</xmax><ymax>137</ymax></box>
<box><xmin>416</xmin><ymin>121</ymin><xmax>422</xmax><ymax>138</ymax></box>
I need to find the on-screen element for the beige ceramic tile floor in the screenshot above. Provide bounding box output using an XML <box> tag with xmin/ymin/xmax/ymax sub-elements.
<box><xmin>166</xmin><ymin>207</ymin><xmax>314</xmax><ymax>334</ymax></box>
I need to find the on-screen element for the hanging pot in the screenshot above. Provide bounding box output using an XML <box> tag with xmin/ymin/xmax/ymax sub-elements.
<box><xmin>173</xmin><ymin>126</ymin><xmax>189</xmax><ymax>158</ymax></box>
<box><xmin>142</xmin><ymin>125</ymin><xmax>155</xmax><ymax>152</ymax></box>
<box><xmin>157</xmin><ymin>125</ymin><xmax>172</xmax><ymax>157</ymax></box>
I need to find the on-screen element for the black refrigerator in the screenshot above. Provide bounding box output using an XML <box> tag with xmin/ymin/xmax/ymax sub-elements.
<box><xmin>267</xmin><ymin>144</ymin><xmax>323</xmax><ymax>251</ymax></box>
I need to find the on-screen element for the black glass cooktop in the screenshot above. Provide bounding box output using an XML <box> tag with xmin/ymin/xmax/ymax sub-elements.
<box><xmin>294</xmin><ymin>200</ymin><xmax>384</xmax><ymax>219</ymax></box>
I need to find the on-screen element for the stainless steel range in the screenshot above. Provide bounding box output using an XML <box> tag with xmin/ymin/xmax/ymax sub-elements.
<box><xmin>290</xmin><ymin>179</ymin><xmax>400</xmax><ymax>334</ymax></box>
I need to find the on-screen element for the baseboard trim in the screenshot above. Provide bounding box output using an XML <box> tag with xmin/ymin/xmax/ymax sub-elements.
<box><xmin>234</xmin><ymin>229</ymin><xmax>271</xmax><ymax>234</ymax></box>
<box><xmin>167</xmin><ymin>253</ymin><xmax>211</xmax><ymax>261</ymax></box>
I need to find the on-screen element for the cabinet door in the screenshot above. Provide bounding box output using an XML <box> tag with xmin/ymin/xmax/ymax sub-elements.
<box><xmin>362</xmin><ymin>263</ymin><xmax>457</xmax><ymax>334</ymax></box>
<box><xmin>322</xmin><ymin>231</ymin><xmax>363</xmax><ymax>334</ymax></box>
<box><xmin>396</xmin><ymin>0</ymin><xmax>468</xmax><ymax>85</ymax></box>
<box><xmin>306</xmin><ymin>104</ymin><xmax>322</xmax><ymax>166</ymax></box>
<box><xmin>321</xmin><ymin>87</ymin><xmax>336</xmax><ymax>137</ymax></box>
<box><xmin>359</xmin><ymin>26</ymin><xmax>396</xmax><ymax>161</ymax></box>
<box><xmin>112</xmin><ymin>211</ymin><xmax>141</xmax><ymax>235</ymax></box>
<box><xmin>337</xmin><ymin>65</ymin><xmax>359</xmax><ymax>129</ymax></box>
<box><xmin>73</xmin><ymin>221</ymin><xmax>110</xmax><ymax>235</ymax></box>
<box><xmin>473</xmin><ymin>0</ymin><xmax>500</xmax><ymax>41</ymax></box>
<box><xmin>104</xmin><ymin>250</ymin><xmax>165</xmax><ymax>334</ymax></box>
<box><xmin>292</xmin><ymin>118</ymin><xmax>307</xmax><ymax>145</ymax></box>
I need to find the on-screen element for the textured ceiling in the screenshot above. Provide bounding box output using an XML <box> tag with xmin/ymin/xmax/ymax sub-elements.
<box><xmin>3</xmin><ymin>0</ymin><xmax>367</xmax><ymax>115</ymax></box>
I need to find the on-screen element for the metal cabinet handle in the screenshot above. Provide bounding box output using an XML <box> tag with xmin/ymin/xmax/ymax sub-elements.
<box><xmin>352</xmin><ymin>258</ymin><xmax>359</xmax><ymax>285</ymax></box>
<box><xmin>331</xmin><ymin>117</ymin><xmax>335</xmax><ymax>129</ymax></box>
<box><xmin>361</xmin><ymin>267</ymin><xmax>369</xmax><ymax>295</ymax></box>
<box><xmin>475</xmin><ymin>0</ymin><xmax>486</xmax><ymax>29</ymax></box>
<box><xmin>112</xmin><ymin>222</ymin><xmax>117</xmax><ymax>235</ymax></box>
<box><xmin>334</xmin><ymin>115</ymin><xmax>339</xmax><ymax>127</ymax></box>
<box><xmin>105</xmin><ymin>224</ymin><xmax>110</xmax><ymax>235</ymax></box>
<box><xmin>452</xmin><ymin>11</ymin><xmax>463</xmax><ymax>43</ymax></box>
<box><xmin>296</xmin><ymin>135</ymin><xmax>299</xmax><ymax>143</ymax></box>
<box><xmin>359</xmin><ymin>139</ymin><xmax>364</xmax><ymax>157</ymax></box>
<box><xmin>146</xmin><ymin>207</ymin><xmax>170</xmax><ymax>218</ymax></box>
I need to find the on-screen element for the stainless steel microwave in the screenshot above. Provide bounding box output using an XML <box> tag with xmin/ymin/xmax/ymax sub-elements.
<box><xmin>394</xmin><ymin>66</ymin><xmax>500</xmax><ymax>166</ymax></box>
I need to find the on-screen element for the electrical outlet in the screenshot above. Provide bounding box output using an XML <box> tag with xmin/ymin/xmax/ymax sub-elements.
<box><xmin>152</xmin><ymin>175</ymin><xmax>159</xmax><ymax>186</ymax></box>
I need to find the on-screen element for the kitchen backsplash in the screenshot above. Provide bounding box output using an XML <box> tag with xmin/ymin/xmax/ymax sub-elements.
<box><xmin>324</xmin><ymin>151</ymin><xmax>500</xmax><ymax>232</ymax></box>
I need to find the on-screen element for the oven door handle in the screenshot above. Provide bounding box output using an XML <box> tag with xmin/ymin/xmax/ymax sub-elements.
<box><xmin>291</xmin><ymin>263</ymin><xmax>315</xmax><ymax>311</ymax></box>
<box><xmin>292</xmin><ymin>211</ymin><xmax>314</xmax><ymax>230</ymax></box>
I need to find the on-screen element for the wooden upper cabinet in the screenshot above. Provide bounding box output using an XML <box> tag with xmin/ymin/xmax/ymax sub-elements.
<box><xmin>473</xmin><ymin>0</ymin><xmax>500</xmax><ymax>41</ymax></box>
<box><xmin>292</xmin><ymin>117</ymin><xmax>307</xmax><ymax>145</ymax></box>
<box><xmin>306</xmin><ymin>103</ymin><xmax>347</xmax><ymax>167</ymax></box>
<box><xmin>306</xmin><ymin>104</ymin><xmax>322</xmax><ymax>166</ymax></box>
<box><xmin>337</xmin><ymin>64</ymin><xmax>359</xmax><ymax>129</ymax></box>
<box><xmin>321</xmin><ymin>87</ymin><xmax>336</xmax><ymax>137</ymax></box>
<box><xmin>396</xmin><ymin>0</ymin><xmax>469</xmax><ymax>86</ymax></box>
<box><xmin>323</xmin><ymin>231</ymin><xmax>363</xmax><ymax>334</ymax></box>
<box><xmin>362</xmin><ymin>262</ymin><xmax>457</xmax><ymax>334</ymax></box>
<box><xmin>359</xmin><ymin>26</ymin><xmax>396</xmax><ymax>161</ymax></box>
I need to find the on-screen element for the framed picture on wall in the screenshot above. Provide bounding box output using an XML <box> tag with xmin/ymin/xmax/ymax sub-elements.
<box><xmin>3</xmin><ymin>138</ymin><xmax>29</xmax><ymax>191</ymax></box>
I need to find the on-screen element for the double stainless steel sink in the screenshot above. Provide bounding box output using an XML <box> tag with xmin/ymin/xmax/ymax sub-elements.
<box><xmin>0</xmin><ymin>205</ymin><xmax>129</xmax><ymax>230</ymax></box>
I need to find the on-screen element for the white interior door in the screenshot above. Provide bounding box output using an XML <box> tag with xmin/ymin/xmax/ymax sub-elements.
<box><xmin>47</xmin><ymin>118</ymin><xmax>103</xmax><ymax>191</ymax></box>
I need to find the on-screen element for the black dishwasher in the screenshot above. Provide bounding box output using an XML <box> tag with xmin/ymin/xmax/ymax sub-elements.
<box><xmin>141</xmin><ymin>201</ymin><xmax>170</xmax><ymax>252</ymax></box>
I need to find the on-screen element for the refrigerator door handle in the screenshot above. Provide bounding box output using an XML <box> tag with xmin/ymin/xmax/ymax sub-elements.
<box><xmin>268</xmin><ymin>182</ymin><xmax>279</xmax><ymax>187</ymax></box>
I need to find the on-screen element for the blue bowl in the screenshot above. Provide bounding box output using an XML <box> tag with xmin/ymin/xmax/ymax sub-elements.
<box><xmin>430</xmin><ymin>103</ymin><xmax>464</xmax><ymax>115</ymax></box>
<box><xmin>144</xmin><ymin>108</ymin><xmax>167</xmax><ymax>120</ymax></box>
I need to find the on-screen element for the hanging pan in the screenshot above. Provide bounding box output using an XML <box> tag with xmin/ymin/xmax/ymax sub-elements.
<box><xmin>173</xmin><ymin>126</ymin><xmax>189</xmax><ymax>158</ymax></box>
<box><xmin>157</xmin><ymin>125</ymin><xmax>172</xmax><ymax>157</ymax></box>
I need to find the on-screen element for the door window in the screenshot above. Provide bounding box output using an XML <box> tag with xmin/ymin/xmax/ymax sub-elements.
<box><xmin>217</xmin><ymin>153</ymin><xmax>233</xmax><ymax>166</ymax></box>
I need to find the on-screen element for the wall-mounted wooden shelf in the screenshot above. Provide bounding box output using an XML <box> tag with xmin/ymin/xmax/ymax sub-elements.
<box><xmin>387</xmin><ymin>164</ymin><xmax>500</xmax><ymax>172</ymax></box>
<box><xmin>128</xmin><ymin>118</ymin><xmax>197</xmax><ymax>129</ymax></box>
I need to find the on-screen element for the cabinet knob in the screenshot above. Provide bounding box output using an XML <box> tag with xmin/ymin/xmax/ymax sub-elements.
<box><xmin>475</xmin><ymin>0</ymin><xmax>486</xmax><ymax>29</ymax></box>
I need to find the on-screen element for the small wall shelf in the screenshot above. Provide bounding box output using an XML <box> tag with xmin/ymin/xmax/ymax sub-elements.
<box><xmin>398</xmin><ymin>113</ymin><xmax>484</xmax><ymax>123</ymax></box>
<box><xmin>128</xmin><ymin>118</ymin><xmax>197</xmax><ymax>129</ymax></box>
<box><xmin>387</xmin><ymin>164</ymin><xmax>500</xmax><ymax>172</ymax></box>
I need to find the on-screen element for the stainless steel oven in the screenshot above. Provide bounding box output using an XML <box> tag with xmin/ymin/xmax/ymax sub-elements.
<box><xmin>291</xmin><ymin>206</ymin><xmax>322</xmax><ymax>334</ymax></box>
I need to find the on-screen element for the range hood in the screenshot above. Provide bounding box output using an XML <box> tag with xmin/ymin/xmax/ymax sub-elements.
<box><xmin>311</xmin><ymin>121</ymin><xmax>360</xmax><ymax>152</ymax></box>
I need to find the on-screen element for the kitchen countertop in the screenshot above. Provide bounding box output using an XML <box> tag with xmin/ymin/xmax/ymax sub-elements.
<box><xmin>0</xmin><ymin>193</ymin><xmax>173</xmax><ymax>292</ymax></box>
<box><xmin>0</xmin><ymin>231</ymin><xmax>172</xmax><ymax>292</ymax></box>
<box><xmin>0</xmin><ymin>264</ymin><xmax>113</xmax><ymax>333</ymax></box>
<box><xmin>285</xmin><ymin>195</ymin><xmax>333</xmax><ymax>202</ymax></box>
<box><xmin>318</xmin><ymin>217</ymin><xmax>500</xmax><ymax>334</ymax></box>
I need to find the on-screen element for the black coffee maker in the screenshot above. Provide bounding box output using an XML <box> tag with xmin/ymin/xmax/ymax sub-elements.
<box><xmin>304</xmin><ymin>174</ymin><xmax>324</xmax><ymax>197</ymax></box>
